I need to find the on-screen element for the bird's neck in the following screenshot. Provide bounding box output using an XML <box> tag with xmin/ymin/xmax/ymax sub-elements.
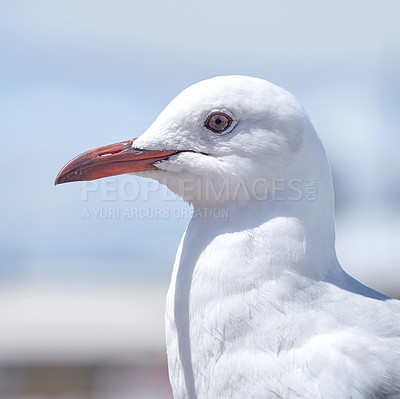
<box><xmin>186</xmin><ymin>193</ymin><xmax>341</xmax><ymax>282</ymax></box>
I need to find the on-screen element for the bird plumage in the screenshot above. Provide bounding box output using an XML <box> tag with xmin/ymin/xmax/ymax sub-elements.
<box><xmin>57</xmin><ymin>75</ymin><xmax>400</xmax><ymax>398</ymax></box>
<box><xmin>134</xmin><ymin>76</ymin><xmax>400</xmax><ymax>398</ymax></box>
<box><xmin>165</xmin><ymin>201</ymin><xmax>400</xmax><ymax>399</ymax></box>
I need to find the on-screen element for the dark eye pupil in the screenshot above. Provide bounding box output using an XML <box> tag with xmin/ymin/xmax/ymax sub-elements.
<box><xmin>205</xmin><ymin>112</ymin><xmax>233</xmax><ymax>133</ymax></box>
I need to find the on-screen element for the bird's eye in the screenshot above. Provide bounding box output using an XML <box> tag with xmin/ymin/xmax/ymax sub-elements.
<box><xmin>204</xmin><ymin>112</ymin><xmax>233</xmax><ymax>133</ymax></box>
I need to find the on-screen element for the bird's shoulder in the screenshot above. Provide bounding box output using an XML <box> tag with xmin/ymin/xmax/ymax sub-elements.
<box><xmin>290</xmin><ymin>280</ymin><xmax>400</xmax><ymax>397</ymax></box>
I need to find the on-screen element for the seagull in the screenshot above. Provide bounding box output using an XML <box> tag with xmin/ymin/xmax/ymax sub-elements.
<box><xmin>55</xmin><ymin>76</ymin><xmax>400</xmax><ymax>398</ymax></box>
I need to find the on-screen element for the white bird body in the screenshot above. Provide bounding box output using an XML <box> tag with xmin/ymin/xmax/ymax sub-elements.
<box><xmin>56</xmin><ymin>75</ymin><xmax>400</xmax><ymax>398</ymax></box>
<box><xmin>166</xmin><ymin>204</ymin><xmax>400</xmax><ymax>398</ymax></box>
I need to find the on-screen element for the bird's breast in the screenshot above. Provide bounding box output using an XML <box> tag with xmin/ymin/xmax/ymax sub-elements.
<box><xmin>165</xmin><ymin>215</ymin><xmax>309</xmax><ymax>398</ymax></box>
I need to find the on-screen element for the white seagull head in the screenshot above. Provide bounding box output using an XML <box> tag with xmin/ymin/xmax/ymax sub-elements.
<box><xmin>56</xmin><ymin>75</ymin><xmax>334</xmax><ymax>213</ymax></box>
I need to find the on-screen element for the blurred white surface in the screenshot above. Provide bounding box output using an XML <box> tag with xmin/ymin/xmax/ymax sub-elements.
<box><xmin>0</xmin><ymin>282</ymin><xmax>167</xmax><ymax>364</ymax></box>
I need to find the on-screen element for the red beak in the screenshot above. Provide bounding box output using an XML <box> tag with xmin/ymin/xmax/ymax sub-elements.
<box><xmin>55</xmin><ymin>139</ymin><xmax>179</xmax><ymax>185</ymax></box>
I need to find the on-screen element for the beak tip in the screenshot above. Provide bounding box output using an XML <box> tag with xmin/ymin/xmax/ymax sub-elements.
<box><xmin>54</xmin><ymin>174</ymin><xmax>60</xmax><ymax>186</ymax></box>
<box><xmin>54</xmin><ymin>169</ymin><xmax>69</xmax><ymax>186</ymax></box>
<box><xmin>54</xmin><ymin>170</ymin><xmax>82</xmax><ymax>186</ymax></box>
<box><xmin>54</xmin><ymin>172</ymin><xmax>61</xmax><ymax>186</ymax></box>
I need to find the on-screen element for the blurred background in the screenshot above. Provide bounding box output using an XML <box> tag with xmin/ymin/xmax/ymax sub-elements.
<box><xmin>0</xmin><ymin>0</ymin><xmax>399</xmax><ymax>398</ymax></box>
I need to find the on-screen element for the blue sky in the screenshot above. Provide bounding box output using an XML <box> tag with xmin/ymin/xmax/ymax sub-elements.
<box><xmin>0</xmin><ymin>0</ymin><xmax>399</xmax><ymax>290</ymax></box>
